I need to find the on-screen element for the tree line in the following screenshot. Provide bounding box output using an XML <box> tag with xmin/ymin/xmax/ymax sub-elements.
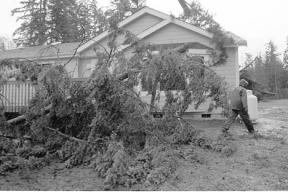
<box><xmin>11</xmin><ymin>0</ymin><xmax>146</xmax><ymax>46</ymax></box>
<box><xmin>243</xmin><ymin>41</ymin><xmax>288</xmax><ymax>98</ymax></box>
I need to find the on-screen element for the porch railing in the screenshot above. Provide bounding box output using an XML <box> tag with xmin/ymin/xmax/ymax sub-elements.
<box><xmin>0</xmin><ymin>78</ymin><xmax>87</xmax><ymax>113</ymax></box>
<box><xmin>0</xmin><ymin>81</ymin><xmax>36</xmax><ymax>112</ymax></box>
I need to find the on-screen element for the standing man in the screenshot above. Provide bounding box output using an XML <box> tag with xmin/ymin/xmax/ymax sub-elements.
<box><xmin>222</xmin><ymin>79</ymin><xmax>255</xmax><ymax>135</ymax></box>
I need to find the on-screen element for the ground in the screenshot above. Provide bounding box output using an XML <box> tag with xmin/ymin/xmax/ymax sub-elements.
<box><xmin>1</xmin><ymin>99</ymin><xmax>288</xmax><ymax>191</ymax></box>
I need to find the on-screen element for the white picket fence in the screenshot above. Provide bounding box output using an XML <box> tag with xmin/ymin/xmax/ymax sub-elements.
<box><xmin>0</xmin><ymin>78</ymin><xmax>87</xmax><ymax>113</ymax></box>
<box><xmin>0</xmin><ymin>81</ymin><xmax>36</xmax><ymax>112</ymax></box>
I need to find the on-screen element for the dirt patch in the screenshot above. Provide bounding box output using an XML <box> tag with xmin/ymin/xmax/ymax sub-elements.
<box><xmin>160</xmin><ymin>99</ymin><xmax>288</xmax><ymax>191</ymax></box>
<box><xmin>0</xmin><ymin>162</ymin><xmax>104</xmax><ymax>191</ymax></box>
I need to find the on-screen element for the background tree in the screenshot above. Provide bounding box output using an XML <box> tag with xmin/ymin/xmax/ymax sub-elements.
<box><xmin>241</xmin><ymin>41</ymin><xmax>288</xmax><ymax>99</ymax></box>
<box><xmin>253</xmin><ymin>55</ymin><xmax>267</xmax><ymax>87</ymax></box>
<box><xmin>12</xmin><ymin>0</ymin><xmax>49</xmax><ymax>46</ymax></box>
<box><xmin>104</xmin><ymin>0</ymin><xmax>146</xmax><ymax>27</ymax></box>
<box><xmin>48</xmin><ymin>0</ymin><xmax>80</xmax><ymax>43</ymax></box>
<box><xmin>12</xmin><ymin>0</ymin><xmax>81</xmax><ymax>46</ymax></box>
<box><xmin>76</xmin><ymin>0</ymin><xmax>108</xmax><ymax>39</ymax></box>
<box><xmin>263</xmin><ymin>41</ymin><xmax>285</xmax><ymax>94</ymax></box>
<box><xmin>0</xmin><ymin>36</ymin><xmax>16</xmax><ymax>51</ymax></box>
<box><xmin>283</xmin><ymin>37</ymin><xmax>288</xmax><ymax>66</ymax></box>
<box><xmin>12</xmin><ymin>0</ymin><xmax>146</xmax><ymax>46</ymax></box>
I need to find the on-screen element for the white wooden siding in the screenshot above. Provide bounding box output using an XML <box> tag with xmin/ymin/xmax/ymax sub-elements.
<box><xmin>80</xmin><ymin>36</ymin><xmax>123</xmax><ymax>58</ymax></box>
<box><xmin>75</xmin><ymin>12</ymin><xmax>240</xmax><ymax>115</ymax></box>
<box><xmin>0</xmin><ymin>81</ymin><xmax>36</xmax><ymax>112</ymax></box>
<box><xmin>143</xmin><ymin>24</ymin><xmax>213</xmax><ymax>48</ymax></box>
<box><xmin>138</xmin><ymin>47</ymin><xmax>238</xmax><ymax>113</ymax></box>
<box><xmin>36</xmin><ymin>58</ymin><xmax>79</xmax><ymax>78</ymax></box>
<box><xmin>78</xmin><ymin>58</ymin><xmax>98</xmax><ymax>78</ymax></box>
<box><xmin>211</xmin><ymin>47</ymin><xmax>238</xmax><ymax>88</ymax></box>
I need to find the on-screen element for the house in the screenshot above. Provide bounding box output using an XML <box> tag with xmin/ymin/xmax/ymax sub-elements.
<box><xmin>0</xmin><ymin>6</ymin><xmax>246</xmax><ymax>117</ymax></box>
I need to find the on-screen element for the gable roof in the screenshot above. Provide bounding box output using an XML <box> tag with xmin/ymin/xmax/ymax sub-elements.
<box><xmin>78</xmin><ymin>6</ymin><xmax>215</xmax><ymax>53</ymax></box>
<box><xmin>0</xmin><ymin>42</ymin><xmax>81</xmax><ymax>61</ymax></box>
<box><xmin>78</xmin><ymin>6</ymin><xmax>246</xmax><ymax>53</ymax></box>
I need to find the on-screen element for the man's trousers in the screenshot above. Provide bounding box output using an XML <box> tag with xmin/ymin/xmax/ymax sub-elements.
<box><xmin>223</xmin><ymin>109</ymin><xmax>254</xmax><ymax>133</ymax></box>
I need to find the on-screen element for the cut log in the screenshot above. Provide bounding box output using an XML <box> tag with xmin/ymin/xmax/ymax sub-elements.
<box><xmin>0</xmin><ymin>134</ymin><xmax>15</xmax><ymax>139</ymax></box>
<box><xmin>7</xmin><ymin>115</ymin><xmax>25</xmax><ymax>124</ymax></box>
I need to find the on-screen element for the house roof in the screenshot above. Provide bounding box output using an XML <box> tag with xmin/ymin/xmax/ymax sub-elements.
<box><xmin>78</xmin><ymin>6</ymin><xmax>247</xmax><ymax>52</ymax></box>
<box><xmin>0</xmin><ymin>42</ymin><xmax>81</xmax><ymax>60</ymax></box>
<box><xmin>224</xmin><ymin>31</ymin><xmax>247</xmax><ymax>47</ymax></box>
<box><xmin>78</xmin><ymin>6</ymin><xmax>214</xmax><ymax>52</ymax></box>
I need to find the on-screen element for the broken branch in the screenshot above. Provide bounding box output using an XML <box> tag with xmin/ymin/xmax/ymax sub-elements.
<box><xmin>45</xmin><ymin>127</ymin><xmax>105</xmax><ymax>145</ymax></box>
<box><xmin>7</xmin><ymin>115</ymin><xmax>26</xmax><ymax>124</ymax></box>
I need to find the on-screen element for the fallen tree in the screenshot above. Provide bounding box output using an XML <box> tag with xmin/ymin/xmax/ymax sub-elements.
<box><xmin>0</xmin><ymin>3</ymin><xmax>233</xmax><ymax>188</ymax></box>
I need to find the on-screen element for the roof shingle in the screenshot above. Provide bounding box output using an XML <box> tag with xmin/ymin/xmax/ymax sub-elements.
<box><xmin>0</xmin><ymin>42</ymin><xmax>81</xmax><ymax>60</ymax></box>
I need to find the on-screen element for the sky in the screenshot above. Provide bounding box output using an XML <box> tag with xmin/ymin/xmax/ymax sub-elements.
<box><xmin>1</xmin><ymin>0</ymin><xmax>288</xmax><ymax>63</ymax></box>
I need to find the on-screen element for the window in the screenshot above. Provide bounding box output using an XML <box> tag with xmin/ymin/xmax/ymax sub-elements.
<box><xmin>186</xmin><ymin>49</ymin><xmax>211</xmax><ymax>66</ymax></box>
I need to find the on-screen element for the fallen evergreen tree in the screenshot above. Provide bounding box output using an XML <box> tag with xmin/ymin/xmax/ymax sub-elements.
<box><xmin>0</xmin><ymin>1</ymin><xmax>236</xmax><ymax>188</ymax></box>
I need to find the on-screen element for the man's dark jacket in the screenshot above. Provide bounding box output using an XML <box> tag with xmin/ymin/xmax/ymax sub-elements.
<box><xmin>229</xmin><ymin>86</ymin><xmax>248</xmax><ymax>111</ymax></box>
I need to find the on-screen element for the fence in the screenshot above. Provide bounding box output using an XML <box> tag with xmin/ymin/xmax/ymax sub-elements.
<box><xmin>0</xmin><ymin>78</ymin><xmax>88</xmax><ymax>113</ymax></box>
<box><xmin>0</xmin><ymin>81</ymin><xmax>36</xmax><ymax>112</ymax></box>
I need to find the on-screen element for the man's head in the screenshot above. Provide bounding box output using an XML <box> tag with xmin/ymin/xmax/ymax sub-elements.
<box><xmin>239</xmin><ymin>79</ymin><xmax>249</xmax><ymax>87</ymax></box>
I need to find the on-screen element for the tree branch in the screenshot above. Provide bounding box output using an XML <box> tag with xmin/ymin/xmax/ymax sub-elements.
<box><xmin>45</xmin><ymin>127</ymin><xmax>105</xmax><ymax>145</ymax></box>
<box><xmin>0</xmin><ymin>134</ymin><xmax>15</xmax><ymax>139</ymax></box>
<box><xmin>7</xmin><ymin>115</ymin><xmax>26</xmax><ymax>124</ymax></box>
<box><xmin>7</xmin><ymin>104</ymin><xmax>52</xmax><ymax>125</ymax></box>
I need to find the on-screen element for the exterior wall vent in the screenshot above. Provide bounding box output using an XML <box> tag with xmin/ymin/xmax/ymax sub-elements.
<box><xmin>201</xmin><ymin>114</ymin><xmax>211</xmax><ymax>118</ymax></box>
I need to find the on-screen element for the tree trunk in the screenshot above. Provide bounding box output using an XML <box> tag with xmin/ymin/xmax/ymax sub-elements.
<box><xmin>178</xmin><ymin>0</ymin><xmax>191</xmax><ymax>16</ymax></box>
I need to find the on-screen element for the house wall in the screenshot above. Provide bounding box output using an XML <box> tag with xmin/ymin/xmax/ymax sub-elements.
<box><xmin>37</xmin><ymin>58</ymin><xmax>79</xmax><ymax>78</ymax></box>
<box><xmin>76</xmin><ymin>14</ymin><xmax>241</xmax><ymax>116</ymax></box>
<box><xmin>139</xmin><ymin>23</ymin><xmax>238</xmax><ymax>88</ymax></box>
<box><xmin>78</xmin><ymin>13</ymin><xmax>165</xmax><ymax>74</ymax></box>
<box><xmin>211</xmin><ymin>47</ymin><xmax>238</xmax><ymax>88</ymax></box>
<box><xmin>143</xmin><ymin>24</ymin><xmax>213</xmax><ymax>48</ymax></box>
<box><xmin>80</xmin><ymin>36</ymin><xmax>125</xmax><ymax>58</ymax></box>
<box><xmin>78</xmin><ymin>58</ymin><xmax>97</xmax><ymax>77</ymax></box>
<box><xmin>139</xmin><ymin>47</ymin><xmax>239</xmax><ymax>113</ymax></box>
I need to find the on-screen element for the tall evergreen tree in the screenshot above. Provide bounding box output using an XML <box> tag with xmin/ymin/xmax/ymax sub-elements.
<box><xmin>253</xmin><ymin>55</ymin><xmax>267</xmax><ymax>87</ymax></box>
<box><xmin>106</xmin><ymin>0</ymin><xmax>146</xmax><ymax>25</ymax></box>
<box><xmin>75</xmin><ymin>1</ymin><xmax>92</xmax><ymax>40</ymax></box>
<box><xmin>48</xmin><ymin>0</ymin><xmax>80</xmax><ymax>43</ymax></box>
<box><xmin>12</xmin><ymin>0</ymin><xmax>146</xmax><ymax>46</ymax></box>
<box><xmin>283</xmin><ymin>37</ymin><xmax>288</xmax><ymax>67</ymax></box>
<box><xmin>0</xmin><ymin>36</ymin><xmax>16</xmax><ymax>51</ymax></box>
<box><xmin>77</xmin><ymin>0</ymin><xmax>108</xmax><ymax>39</ymax></box>
<box><xmin>12</xmin><ymin>0</ymin><xmax>84</xmax><ymax>46</ymax></box>
<box><xmin>12</xmin><ymin>0</ymin><xmax>49</xmax><ymax>46</ymax></box>
<box><xmin>264</xmin><ymin>41</ymin><xmax>286</xmax><ymax>94</ymax></box>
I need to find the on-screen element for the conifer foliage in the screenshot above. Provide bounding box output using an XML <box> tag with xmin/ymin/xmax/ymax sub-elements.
<box><xmin>1</xmin><ymin>0</ymin><xmax>233</xmax><ymax>189</ymax></box>
<box><xmin>12</xmin><ymin>0</ymin><xmax>146</xmax><ymax>46</ymax></box>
